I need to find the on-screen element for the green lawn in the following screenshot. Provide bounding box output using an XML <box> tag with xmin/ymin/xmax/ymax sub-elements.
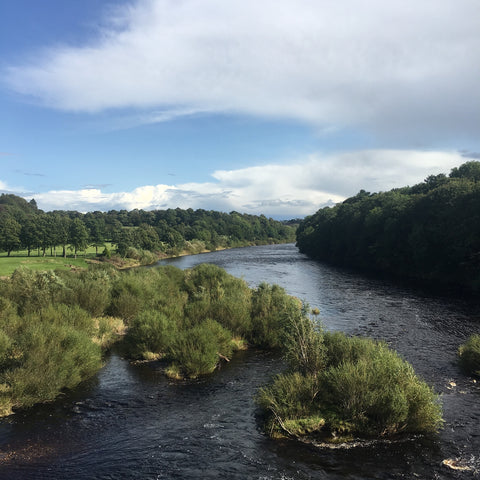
<box><xmin>0</xmin><ymin>256</ymin><xmax>89</xmax><ymax>277</ymax></box>
<box><xmin>0</xmin><ymin>243</ymin><xmax>114</xmax><ymax>276</ymax></box>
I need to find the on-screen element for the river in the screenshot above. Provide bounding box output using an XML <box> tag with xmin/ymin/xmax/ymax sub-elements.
<box><xmin>1</xmin><ymin>243</ymin><xmax>479</xmax><ymax>479</ymax></box>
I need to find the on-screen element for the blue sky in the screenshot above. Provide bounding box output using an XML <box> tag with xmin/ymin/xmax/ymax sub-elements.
<box><xmin>1</xmin><ymin>0</ymin><xmax>479</xmax><ymax>218</ymax></box>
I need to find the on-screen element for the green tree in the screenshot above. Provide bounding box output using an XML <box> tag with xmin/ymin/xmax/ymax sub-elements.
<box><xmin>20</xmin><ymin>215</ymin><xmax>41</xmax><ymax>256</ymax></box>
<box><xmin>85</xmin><ymin>212</ymin><xmax>106</xmax><ymax>255</ymax></box>
<box><xmin>0</xmin><ymin>214</ymin><xmax>21</xmax><ymax>256</ymax></box>
<box><xmin>69</xmin><ymin>218</ymin><xmax>89</xmax><ymax>258</ymax></box>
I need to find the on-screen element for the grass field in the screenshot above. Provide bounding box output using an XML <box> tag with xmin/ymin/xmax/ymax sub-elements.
<box><xmin>0</xmin><ymin>257</ymin><xmax>89</xmax><ymax>277</ymax></box>
<box><xmin>0</xmin><ymin>244</ymin><xmax>113</xmax><ymax>277</ymax></box>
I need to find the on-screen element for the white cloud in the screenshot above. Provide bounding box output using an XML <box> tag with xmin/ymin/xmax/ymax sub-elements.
<box><xmin>4</xmin><ymin>0</ymin><xmax>480</xmax><ymax>142</ymax></box>
<box><xmin>0</xmin><ymin>179</ymin><xmax>25</xmax><ymax>194</ymax></box>
<box><xmin>28</xmin><ymin>149</ymin><xmax>465</xmax><ymax>217</ymax></box>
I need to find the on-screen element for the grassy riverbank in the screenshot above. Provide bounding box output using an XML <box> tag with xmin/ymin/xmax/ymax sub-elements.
<box><xmin>0</xmin><ymin>240</ymin><xmax>293</xmax><ymax>276</ymax></box>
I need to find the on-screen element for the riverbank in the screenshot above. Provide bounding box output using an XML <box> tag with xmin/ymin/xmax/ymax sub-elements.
<box><xmin>0</xmin><ymin>239</ymin><xmax>294</xmax><ymax>275</ymax></box>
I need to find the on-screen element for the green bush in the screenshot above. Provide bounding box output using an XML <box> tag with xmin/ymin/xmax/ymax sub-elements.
<box><xmin>5</xmin><ymin>268</ymin><xmax>66</xmax><ymax>315</ymax></box>
<box><xmin>182</xmin><ymin>264</ymin><xmax>252</xmax><ymax>335</ymax></box>
<box><xmin>257</xmin><ymin>372</ymin><xmax>321</xmax><ymax>437</ymax></box>
<box><xmin>167</xmin><ymin>319</ymin><xmax>234</xmax><ymax>378</ymax></box>
<box><xmin>126</xmin><ymin>310</ymin><xmax>177</xmax><ymax>359</ymax></box>
<box><xmin>25</xmin><ymin>304</ymin><xmax>96</xmax><ymax>336</ymax></box>
<box><xmin>458</xmin><ymin>334</ymin><xmax>480</xmax><ymax>376</ymax></box>
<box><xmin>60</xmin><ymin>267</ymin><xmax>113</xmax><ymax>317</ymax></box>
<box><xmin>0</xmin><ymin>320</ymin><xmax>102</xmax><ymax>414</ymax></box>
<box><xmin>257</xmin><ymin>329</ymin><xmax>443</xmax><ymax>439</ymax></box>
<box><xmin>249</xmin><ymin>283</ymin><xmax>301</xmax><ymax>348</ymax></box>
<box><xmin>283</xmin><ymin>308</ymin><xmax>326</xmax><ymax>376</ymax></box>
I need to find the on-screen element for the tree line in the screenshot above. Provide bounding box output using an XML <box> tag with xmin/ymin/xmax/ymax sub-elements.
<box><xmin>296</xmin><ymin>161</ymin><xmax>480</xmax><ymax>293</ymax></box>
<box><xmin>0</xmin><ymin>194</ymin><xmax>295</xmax><ymax>258</ymax></box>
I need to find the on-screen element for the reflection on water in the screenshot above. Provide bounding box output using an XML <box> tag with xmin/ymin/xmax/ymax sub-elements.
<box><xmin>1</xmin><ymin>244</ymin><xmax>480</xmax><ymax>479</ymax></box>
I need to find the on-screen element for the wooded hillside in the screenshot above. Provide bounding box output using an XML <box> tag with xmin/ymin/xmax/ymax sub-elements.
<box><xmin>296</xmin><ymin>161</ymin><xmax>480</xmax><ymax>293</ymax></box>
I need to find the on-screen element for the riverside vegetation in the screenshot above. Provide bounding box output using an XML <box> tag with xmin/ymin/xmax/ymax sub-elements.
<box><xmin>0</xmin><ymin>263</ymin><xmax>303</xmax><ymax>415</ymax></box>
<box><xmin>0</xmin><ymin>262</ymin><xmax>443</xmax><ymax>443</ymax></box>
<box><xmin>0</xmin><ymin>194</ymin><xmax>296</xmax><ymax>272</ymax></box>
<box><xmin>257</xmin><ymin>314</ymin><xmax>443</xmax><ymax>441</ymax></box>
<box><xmin>458</xmin><ymin>334</ymin><xmax>480</xmax><ymax>377</ymax></box>
<box><xmin>296</xmin><ymin>161</ymin><xmax>480</xmax><ymax>293</ymax></box>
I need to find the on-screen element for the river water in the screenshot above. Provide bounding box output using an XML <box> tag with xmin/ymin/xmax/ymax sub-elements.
<box><xmin>1</xmin><ymin>243</ymin><xmax>480</xmax><ymax>479</ymax></box>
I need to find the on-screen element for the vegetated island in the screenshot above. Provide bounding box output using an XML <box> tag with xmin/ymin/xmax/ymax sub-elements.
<box><xmin>458</xmin><ymin>334</ymin><xmax>480</xmax><ymax>377</ymax></box>
<box><xmin>296</xmin><ymin>160</ymin><xmax>480</xmax><ymax>294</ymax></box>
<box><xmin>0</xmin><ymin>262</ymin><xmax>443</xmax><ymax>445</ymax></box>
<box><xmin>0</xmin><ymin>194</ymin><xmax>297</xmax><ymax>274</ymax></box>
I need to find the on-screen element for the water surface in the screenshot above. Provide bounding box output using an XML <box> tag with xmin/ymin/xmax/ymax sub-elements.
<box><xmin>1</xmin><ymin>244</ymin><xmax>479</xmax><ymax>479</ymax></box>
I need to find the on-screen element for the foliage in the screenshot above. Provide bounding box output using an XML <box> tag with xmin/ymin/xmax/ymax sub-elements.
<box><xmin>117</xmin><ymin>264</ymin><xmax>305</xmax><ymax>379</ymax></box>
<box><xmin>257</xmin><ymin>372</ymin><xmax>322</xmax><ymax>437</ymax></box>
<box><xmin>458</xmin><ymin>334</ymin><xmax>480</xmax><ymax>376</ymax></box>
<box><xmin>182</xmin><ymin>263</ymin><xmax>252</xmax><ymax>335</ymax></box>
<box><xmin>0</xmin><ymin>196</ymin><xmax>295</xmax><ymax>261</ymax></box>
<box><xmin>296</xmin><ymin>161</ymin><xmax>480</xmax><ymax>292</ymax></box>
<box><xmin>167</xmin><ymin>319</ymin><xmax>234</xmax><ymax>378</ymax></box>
<box><xmin>0</xmin><ymin>267</ymin><xmax>125</xmax><ymax>416</ymax></box>
<box><xmin>0</xmin><ymin>305</ymin><xmax>103</xmax><ymax>415</ymax></box>
<box><xmin>258</xmin><ymin>327</ymin><xmax>443</xmax><ymax>440</ymax></box>
<box><xmin>283</xmin><ymin>308</ymin><xmax>326</xmax><ymax>376</ymax></box>
<box><xmin>249</xmin><ymin>283</ymin><xmax>300</xmax><ymax>348</ymax></box>
<box><xmin>126</xmin><ymin>310</ymin><xmax>177</xmax><ymax>359</ymax></box>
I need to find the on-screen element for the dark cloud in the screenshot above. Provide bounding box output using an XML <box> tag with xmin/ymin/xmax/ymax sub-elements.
<box><xmin>460</xmin><ymin>151</ymin><xmax>480</xmax><ymax>160</ymax></box>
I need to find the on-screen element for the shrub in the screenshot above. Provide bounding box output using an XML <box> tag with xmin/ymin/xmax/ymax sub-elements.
<box><xmin>182</xmin><ymin>264</ymin><xmax>252</xmax><ymax>335</ymax></box>
<box><xmin>60</xmin><ymin>267</ymin><xmax>113</xmax><ymax>317</ymax></box>
<box><xmin>167</xmin><ymin>319</ymin><xmax>234</xmax><ymax>378</ymax></box>
<box><xmin>94</xmin><ymin>316</ymin><xmax>126</xmax><ymax>349</ymax></box>
<box><xmin>25</xmin><ymin>304</ymin><xmax>96</xmax><ymax>336</ymax></box>
<box><xmin>283</xmin><ymin>307</ymin><xmax>326</xmax><ymax>376</ymax></box>
<box><xmin>125</xmin><ymin>310</ymin><xmax>177</xmax><ymax>359</ymax></box>
<box><xmin>257</xmin><ymin>372</ymin><xmax>321</xmax><ymax>437</ymax></box>
<box><xmin>458</xmin><ymin>334</ymin><xmax>480</xmax><ymax>376</ymax></box>
<box><xmin>249</xmin><ymin>283</ymin><xmax>301</xmax><ymax>348</ymax></box>
<box><xmin>1</xmin><ymin>320</ymin><xmax>102</xmax><ymax>412</ymax></box>
<box><xmin>257</xmin><ymin>329</ymin><xmax>443</xmax><ymax>439</ymax></box>
<box><xmin>5</xmin><ymin>268</ymin><xmax>66</xmax><ymax>315</ymax></box>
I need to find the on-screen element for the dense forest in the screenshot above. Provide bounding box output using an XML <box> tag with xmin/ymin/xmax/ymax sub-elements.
<box><xmin>296</xmin><ymin>161</ymin><xmax>480</xmax><ymax>293</ymax></box>
<box><xmin>0</xmin><ymin>194</ymin><xmax>295</xmax><ymax>260</ymax></box>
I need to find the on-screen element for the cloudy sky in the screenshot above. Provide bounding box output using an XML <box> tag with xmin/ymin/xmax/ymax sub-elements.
<box><xmin>1</xmin><ymin>0</ymin><xmax>479</xmax><ymax>218</ymax></box>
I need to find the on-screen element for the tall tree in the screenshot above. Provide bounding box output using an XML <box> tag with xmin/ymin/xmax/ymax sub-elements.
<box><xmin>20</xmin><ymin>215</ymin><xmax>41</xmax><ymax>256</ymax></box>
<box><xmin>0</xmin><ymin>214</ymin><xmax>21</xmax><ymax>256</ymax></box>
<box><xmin>69</xmin><ymin>218</ymin><xmax>89</xmax><ymax>259</ymax></box>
